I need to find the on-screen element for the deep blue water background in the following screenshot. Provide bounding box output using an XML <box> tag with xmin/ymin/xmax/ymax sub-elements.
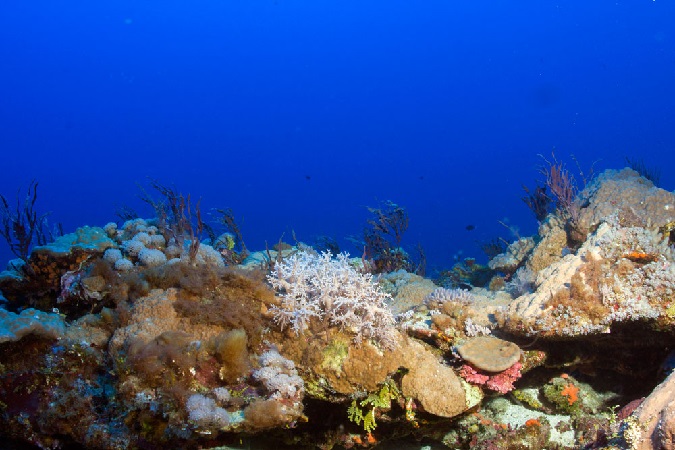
<box><xmin>1</xmin><ymin>0</ymin><xmax>674</xmax><ymax>273</ymax></box>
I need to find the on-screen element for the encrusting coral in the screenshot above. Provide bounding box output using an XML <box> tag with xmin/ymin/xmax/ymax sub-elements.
<box><xmin>457</xmin><ymin>362</ymin><xmax>523</xmax><ymax>394</ymax></box>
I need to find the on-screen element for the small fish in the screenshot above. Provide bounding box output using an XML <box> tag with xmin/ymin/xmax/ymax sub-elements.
<box><xmin>305</xmin><ymin>175</ymin><xmax>311</xmax><ymax>181</ymax></box>
<box><xmin>465</xmin><ymin>224</ymin><xmax>475</xmax><ymax>231</ymax></box>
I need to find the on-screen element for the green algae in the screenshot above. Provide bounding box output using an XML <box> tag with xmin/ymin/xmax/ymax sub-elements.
<box><xmin>304</xmin><ymin>377</ymin><xmax>331</xmax><ymax>401</ymax></box>
<box><xmin>320</xmin><ymin>338</ymin><xmax>349</xmax><ymax>374</ymax></box>
<box><xmin>347</xmin><ymin>379</ymin><xmax>400</xmax><ymax>433</ymax></box>
<box><xmin>512</xmin><ymin>388</ymin><xmax>544</xmax><ymax>410</ymax></box>
<box><xmin>460</xmin><ymin>378</ymin><xmax>483</xmax><ymax>410</ymax></box>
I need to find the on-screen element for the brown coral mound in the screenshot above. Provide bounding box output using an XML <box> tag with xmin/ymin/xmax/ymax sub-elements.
<box><xmin>172</xmin><ymin>268</ymin><xmax>274</xmax><ymax>348</ymax></box>
<box><xmin>278</xmin><ymin>328</ymin><xmax>470</xmax><ymax>419</ymax></box>
<box><xmin>400</xmin><ymin>342</ymin><xmax>468</xmax><ymax>417</ymax></box>
<box><xmin>126</xmin><ymin>330</ymin><xmax>197</xmax><ymax>388</ymax></box>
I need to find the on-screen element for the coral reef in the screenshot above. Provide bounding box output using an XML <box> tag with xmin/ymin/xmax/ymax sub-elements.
<box><xmin>2</xmin><ymin>166</ymin><xmax>675</xmax><ymax>448</ymax></box>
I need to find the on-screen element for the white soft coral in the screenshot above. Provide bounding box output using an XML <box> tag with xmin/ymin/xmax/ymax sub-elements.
<box><xmin>267</xmin><ymin>251</ymin><xmax>397</xmax><ymax>349</ymax></box>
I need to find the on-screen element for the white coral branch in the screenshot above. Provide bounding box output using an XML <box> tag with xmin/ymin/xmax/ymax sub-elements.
<box><xmin>267</xmin><ymin>250</ymin><xmax>396</xmax><ymax>348</ymax></box>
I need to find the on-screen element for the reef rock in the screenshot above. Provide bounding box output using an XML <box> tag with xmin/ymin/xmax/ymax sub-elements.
<box><xmin>0</xmin><ymin>308</ymin><xmax>66</xmax><ymax>343</ymax></box>
<box><xmin>501</xmin><ymin>168</ymin><xmax>675</xmax><ymax>338</ymax></box>
<box><xmin>526</xmin><ymin>215</ymin><xmax>569</xmax><ymax>274</ymax></box>
<box><xmin>286</xmin><ymin>329</ymin><xmax>470</xmax><ymax>418</ymax></box>
<box><xmin>626</xmin><ymin>370</ymin><xmax>675</xmax><ymax>450</ymax></box>
<box><xmin>488</xmin><ymin>237</ymin><xmax>535</xmax><ymax>274</ymax></box>
<box><xmin>577</xmin><ymin>168</ymin><xmax>675</xmax><ymax>235</ymax></box>
<box><xmin>33</xmin><ymin>226</ymin><xmax>115</xmax><ymax>258</ymax></box>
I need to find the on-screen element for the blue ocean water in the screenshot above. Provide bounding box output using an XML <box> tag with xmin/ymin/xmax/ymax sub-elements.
<box><xmin>1</xmin><ymin>0</ymin><xmax>674</xmax><ymax>272</ymax></box>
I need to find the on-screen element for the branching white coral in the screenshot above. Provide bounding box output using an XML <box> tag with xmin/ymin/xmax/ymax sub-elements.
<box><xmin>253</xmin><ymin>349</ymin><xmax>304</xmax><ymax>400</ymax></box>
<box><xmin>424</xmin><ymin>287</ymin><xmax>475</xmax><ymax>306</ymax></box>
<box><xmin>267</xmin><ymin>251</ymin><xmax>397</xmax><ymax>348</ymax></box>
<box><xmin>464</xmin><ymin>318</ymin><xmax>492</xmax><ymax>337</ymax></box>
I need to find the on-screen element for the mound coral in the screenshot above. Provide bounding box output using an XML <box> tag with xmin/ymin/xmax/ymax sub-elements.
<box><xmin>138</xmin><ymin>248</ymin><xmax>167</xmax><ymax>267</ymax></box>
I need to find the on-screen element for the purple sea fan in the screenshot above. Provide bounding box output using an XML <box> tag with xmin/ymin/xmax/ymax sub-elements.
<box><xmin>267</xmin><ymin>251</ymin><xmax>397</xmax><ymax>348</ymax></box>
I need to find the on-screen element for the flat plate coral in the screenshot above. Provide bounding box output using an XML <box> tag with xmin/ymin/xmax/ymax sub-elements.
<box><xmin>457</xmin><ymin>336</ymin><xmax>521</xmax><ymax>372</ymax></box>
